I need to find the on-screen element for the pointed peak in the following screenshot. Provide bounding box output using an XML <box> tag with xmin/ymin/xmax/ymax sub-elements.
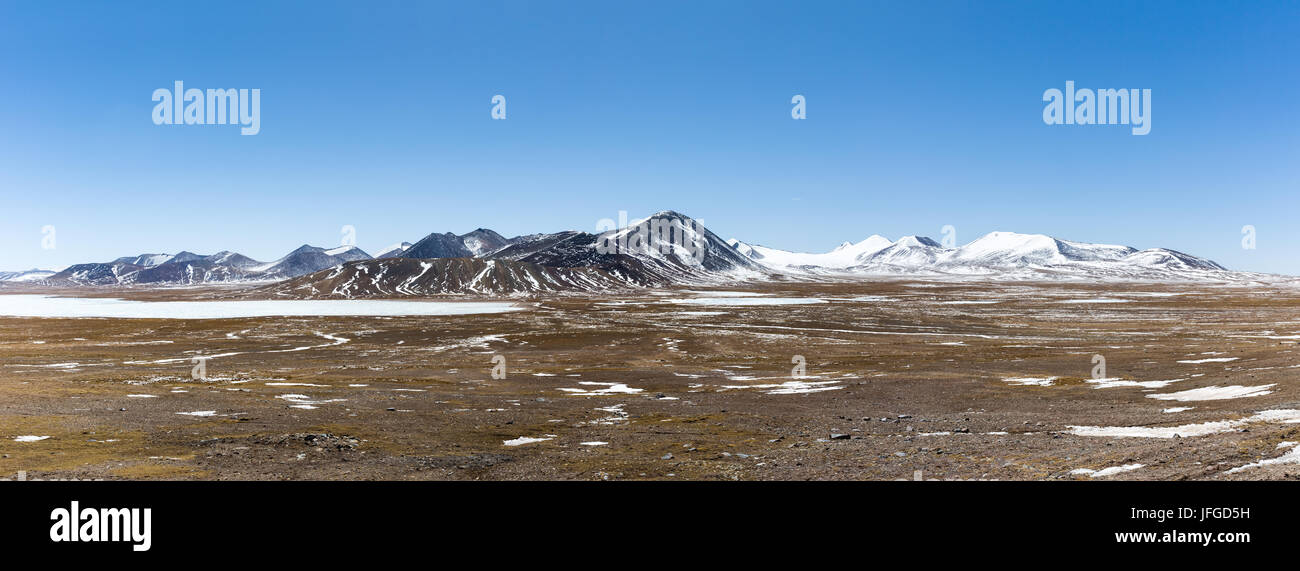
<box><xmin>633</xmin><ymin>210</ymin><xmax>699</xmax><ymax>225</ymax></box>
<box><xmin>288</xmin><ymin>244</ymin><xmax>325</xmax><ymax>256</ymax></box>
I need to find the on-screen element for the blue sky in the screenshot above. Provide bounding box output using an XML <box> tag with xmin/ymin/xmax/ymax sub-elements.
<box><xmin>1</xmin><ymin>0</ymin><xmax>1297</xmax><ymax>274</ymax></box>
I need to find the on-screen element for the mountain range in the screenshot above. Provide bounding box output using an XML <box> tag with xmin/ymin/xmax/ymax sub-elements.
<box><xmin>727</xmin><ymin>229</ymin><xmax>1227</xmax><ymax>280</ymax></box>
<box><xmin>2</xmin><ymin>210</ymin><xmax>1260</xmax><ymax>295</ymax></box>
<box><xmin>43</xmin><ymin>245</ymin><xmax>372</xmax><ymax>285</ymax></box>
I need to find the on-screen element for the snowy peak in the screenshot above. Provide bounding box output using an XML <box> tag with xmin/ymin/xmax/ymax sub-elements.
<box><xmin>893</xmin><ymin>235</ymin><xmax>942</xmax><ymax>248</ymax></box>
<box><xmin>459</xmin><ymin>228</ymin><xmax>513</xmax><ymax>256</ymax></box>
<box><xmin>729</xmin><ymin>227</ymin><xmax>1236</xmax><ymax>281</ymax></box>
<box><xmin>252</xmin><ymin>244</ymin><xmax>373</xmax><ymax>279</ymax></box>
<box><xmin>375</xmin><ymin>242</ymin><xmax>413</xmax><ymax>259</ymax></box>
<box><xmin>950</xmin><ymin>233</ymin><xmax>1063</xmax><ymax>266</ymax></box>
<box><xmin>855</xmin><ymin>235</ymin><xmax>894</xmax><ymax>252</ymax></box>
<box><xmin>858</xmin><ymin>235</ymin><xmax>945</xmax><ymax>267</ymax></box>
<box><xmin>590</xmin><ymin>211</ymin><xmax>765</xmax><ymax>278</ymax></box>
<box><xmin>728</xmin><ymin>234</ymin><xmax>895</xmax><ymax>270</ymax></box>
<box><xmin>951</xmin><ymin>231</ymin><xmax>1137</xmax><ymax>266</ymax></box>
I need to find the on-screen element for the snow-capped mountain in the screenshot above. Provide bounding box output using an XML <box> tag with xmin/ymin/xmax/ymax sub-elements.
<box><xmin>729</xmin><ymin>230</ymin><xmax>1230</xmax><ymax>280</ymax></box>
<box><xmin>460</xmin><ymin>229</ymin><xmax>513</xmax><ymax>256</ymax></box>
<box><xmin>726</xmin><ymin>235</ymin><xmax>892</xmax><ymax>269</ymax></box>
<box><xmin>858</xmin><ymin>236</ymin><xmax>947</xmax><ymax>269</ymax></box>
<box><xmin>130</xmin><ymin>251</ymin><xmax>262</xmax><ymax>284</ymax></box>
<box><xmin>944</xmin><ymin>232</ymin><xmax>1134</xmax><ymax>267</ymax></box>
<box><xmin>0</xmin><ymin>269</ymin><xmax>56</xmax><ymax>282</ymax></box>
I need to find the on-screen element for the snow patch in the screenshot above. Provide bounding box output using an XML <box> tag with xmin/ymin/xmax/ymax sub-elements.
<box><xmin>503</xmin><ymin>436</ymin><xmax>553</xmax><ymax>447</ymax></box>
<box><xmin>1070</xmin><ymin>464</ymin><xmax>1144</xmax><ymax>478</ymax></box>
<box><xmin>1146</xmin><ymin>384</ymin><xmax>1274</xmax><ymax>402</ymax></box>
<box><xmin>1068</xmin><ymin>409</ymin><xmax>1300</xmax><ymax>438</ymax></box>
<box><xmin>558</xmin><ymin>382</ymin><xmax>644</xmax><ymax>396</ymax></box>
<box><xmin>1003</xmin><ymin>376</ymin><xmax>1058</xmax><ymax>386</ymax></box>
<box><xmin>1226</xmin><ymin>442</ymin><xmax>1300</xmax><ymax>474</ymax></box>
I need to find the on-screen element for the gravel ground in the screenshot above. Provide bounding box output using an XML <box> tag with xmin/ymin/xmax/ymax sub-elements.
<box><xmin>2</xmin><ymin>280</ymin><xmax>1299</xmax><ymax>480</ymax></box>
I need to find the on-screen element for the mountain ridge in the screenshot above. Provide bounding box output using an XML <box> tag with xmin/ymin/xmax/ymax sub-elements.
<box><xmin>14</xmin><ymin>212</ymin><xmax>1263</xmax><ymax>292</ymax></box>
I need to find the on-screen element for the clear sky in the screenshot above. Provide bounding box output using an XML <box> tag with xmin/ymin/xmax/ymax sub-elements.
<box><xmin>1</xmin><ymin>0</ymin><xmax>1297</xmax><ymax>274</ymax></box>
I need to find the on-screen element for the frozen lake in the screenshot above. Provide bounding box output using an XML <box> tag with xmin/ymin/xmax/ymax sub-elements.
<box><xmin>666</xmin><ymin>296</ymin><xmax>827</xmax><ymax>306</ymax></box>
<box><xmin>0</xmin><ymin>295</ymin><xmax>525</xmax><ymax>319</ymax></box>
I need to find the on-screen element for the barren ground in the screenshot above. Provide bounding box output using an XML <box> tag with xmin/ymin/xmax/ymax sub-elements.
<box><xmin>2</xmin><ymin>281</ymin><xmax>1299</xmax><ymax>480</ymax></box>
